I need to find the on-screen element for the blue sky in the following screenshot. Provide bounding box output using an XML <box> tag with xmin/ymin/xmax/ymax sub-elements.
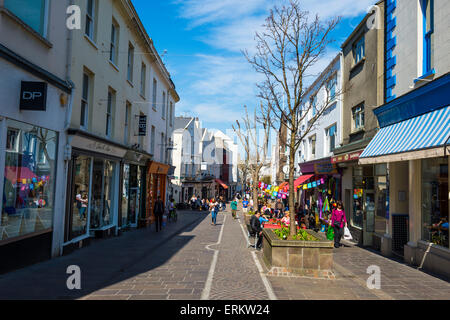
<box><xmin>131</xmin><ymin>0</ymin><xmax>377</xmax><ymax>134</ymax></box>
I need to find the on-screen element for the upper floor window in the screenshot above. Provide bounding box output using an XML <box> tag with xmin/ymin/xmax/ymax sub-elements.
<box><xmin>106</xmin><ymin>88</ymin><xmax>115</xmax><ymax>138</ymax></box>
<box><xmin>353</xmin><ymin>36</ymin><xmax>365</xmax><ymax>65</ymax></box>
<box><xmin>140</xmin><ymin>63</ymin><xmax>146</xmax><ymax>97</ymax></box>
<box><xmin>352</xmin><ymin>104</ymin><xmax>365</xmax><ymax>131</ymax></box>
<box><xmin>151</xmin><ymin>126</ymin><xmax>155</xmax><ymax>154</ymax></box>
<box><xmin>124</xmin><ymin>102</ymin><xmax>131</xmax><ymax>145</ymax></box>
<box><xmin>4</xmin><ymin>0</ymin><xmax>48</xmax><ymax>37</ymax></box>
<box><xmin>85</xmin><ymin>0</ymin><xmax>96</xmax><ymax>40</ymax></box>
<box><xmin>169</xmin><ymin>101</ymin><xmax>174</xmax><ymax>127</ymax></box>
<box><xmin>327</xmin><ymin>74</ymin><xmax>337</xmax><ymax>101</ymax></box>
<box><xmin>309</xmin><ymin>135</ymin><xmax>316</xmax><ymax>159</ymax></box>
<box><xmin>421</xmin><ymin>0</ymin><xmax>434</xmax><ymax>75</ymax></box>
<box><xmin>127</xmin><ymin>43</ymin><xmax>134</xmax><ymax>83</ymax></box>
<box><xmin>110</xmin><ymin>20</ymin><xmax>119</xmax><ymax>65</ymax></box>
<box><xmin>162</xmin><ymin>92</ymin><xmax>166</xmax><ymax>119</ymax></box>
<box><xmin>310</xmin><ymin>94</ymin><xmax>317</xmax><ymax>116</ymax></box>
<box><xmin>80</xmin><ymin>72</ymin><xmax>91</xmax><ymax>129</ymax></box>
<box><xmin>152</xmin><ymin>79</ymin><xmax>157</xmax><ymax>110</ymax></box>
<box><xmin>326</xmin><ymin>124</ymin><xmax>337</xmax><ymax>153</ymax></box>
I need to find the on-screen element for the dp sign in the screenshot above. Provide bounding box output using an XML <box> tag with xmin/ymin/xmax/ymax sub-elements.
<box><xmin>20</xmin><ymin>81</ymin><xmax>47</xmax><ymax>111</ymax></box>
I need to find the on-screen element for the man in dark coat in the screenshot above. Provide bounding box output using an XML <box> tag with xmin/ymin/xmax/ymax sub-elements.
<box><xmin>154</xmin><ymin>196</ymin><xmax>165</xmax><ymax>232</ymax></box>
<box><xmin>250</xmin><ymin>211</ymin><xmax>263</xmax><ymax>249</ymax></box>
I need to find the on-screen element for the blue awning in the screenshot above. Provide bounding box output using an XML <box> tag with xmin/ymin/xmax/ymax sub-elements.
<box><xmin>360</xmin><ymin>106</ymin><xmax>450</xmax><ymax>159</ymax></box>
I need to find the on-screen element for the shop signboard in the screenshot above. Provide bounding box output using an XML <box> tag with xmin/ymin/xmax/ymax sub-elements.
<box><xmin>20</xmin><ymin>81</ymin><xmax>47</xmax><ymax>111</ymax></box>
<box><xmin>314</xmin><ymin>160</ymin><xmax>337</xmax><ymax>174</ymax></box>
<box><xmin>138</xmin><ymin>115</ymin><xmax>147</xmax><ymax>136</ymax></box>
<box><xmin>331</xmin><ymin>150</ymin><xmax>363</xmax><ymax>163</ymax></box>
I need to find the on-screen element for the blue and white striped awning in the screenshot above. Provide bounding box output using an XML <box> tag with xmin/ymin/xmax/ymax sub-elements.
<box><xmin>360</xmin><ymin>106</ymin><xmax>450</xmax><ymax>159</ymax></box>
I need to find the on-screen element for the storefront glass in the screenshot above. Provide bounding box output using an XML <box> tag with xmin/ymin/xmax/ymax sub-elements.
<box><xmin>121</xmin><ymin>164</ymin><xmax>141</xmax><ymax>228</ymax></box>
<box><xmin>421</xmin><ymin>158</ymin><xmax>449</xmax><ymax>249</ymax></box>
<box><xmin>71</xmin><ymin>155</ymin><xmax>91</xmax><ymax>239</ymax></box>
<box><xmin>352</xmin><ymin>165</ymin><xmax>374</xmax><ymax>229</ymax></box>
<box><xmin>122</xmin><ymin>164</ymin><xmax>130</xmax><ymax>227</ymax></box>
<box><xmin>90</xmin><ymin>159</ymin><xmax>116</xmax><ymax>230</ymax></box>
<box><xmin>1</xmin><ymin>119</ymin><xmax>57</xmax><ymax>241</ymax></box>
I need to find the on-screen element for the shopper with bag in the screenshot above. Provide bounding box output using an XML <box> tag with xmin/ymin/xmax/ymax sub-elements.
<box><xmin>329</xmin><ymin>200</ymin><xmax>347</xmax><ymax>248</ymax></box>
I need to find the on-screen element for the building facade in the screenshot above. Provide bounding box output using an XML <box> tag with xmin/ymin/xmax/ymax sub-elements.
<box><xmin>0</xmin><ymin>0</ymin><xmax>72</xmax><ymax>273</ymax></box>
<box><xmin>359</xmin><ymin>0</ymin><xmax>450</xmax><ymax>279</ymax></box>
<box><xmin>332</xmin><ymin>1</ymin><xmax>386</xmax><ymax>246</ymax></box>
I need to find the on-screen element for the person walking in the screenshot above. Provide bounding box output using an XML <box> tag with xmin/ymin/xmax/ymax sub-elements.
<box><xmin>242</xmin><ymin>198</ymin><xmax>249</xmax><ymax>214</ymax></box>
<box><xmin>209</xmin><ymin>198</ymin><xmax>219</xmax><ymax>226</ymax></box>
<box><xmin>275</xmin><ymin>199</ymin><xmax>285</xmax><ymax>219</ymax></box>
<box><xmin>250</xmin><ymin>210</ymin><xmax>263</xmax><ymax>250</ymax></box>
<box><xmin>230</xmin><ymin>198</ymin><xmax>238</xmax><ymax>219</ymax></box>
<box><xmin>329</xmin><ymin>200</ymin><xmax>347</xmax><ymax>248</ymax></box>
<box><xmin>154</xmin><ymin>196</ymin><xmax>165</xmax><ymax>232</ymax></box>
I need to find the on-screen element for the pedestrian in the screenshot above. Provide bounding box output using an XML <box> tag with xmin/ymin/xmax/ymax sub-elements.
<box><xmin>275</xmin><ymin>199</ymin><xmax>284</xmax><ymax>219</ymax></box>
<box><xmin>209</xmin><ymin>198</ymin><xmax>219</xmax><ymax>226</ymax></box>
<box><xmin>230</xmin><ymin>198</ymin><xmax>238</xmax><ymax>219</ymax></box>
<box><xmin>329</xmin><ymin>200</ymin><xmax>347</xmax><ymax>248</ymax></box>
<box><xmin>154</xmin><ymin>196</ymin><xmax>165</xmax><ymax>232</ymax></box>
<box><xmin>250</xmin><ymin>210</ymin><xmax>263</xmax><ymax>250</ymax></box>
<box><xmin>242</xmin><ymin>198</ymin><xmax>249</xmax><ymax>214</ymax></box>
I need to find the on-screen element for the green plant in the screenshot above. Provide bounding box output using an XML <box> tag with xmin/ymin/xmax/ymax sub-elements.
<box><xmin>273</xmin><ymin>227</ymin><xmax>319</xmax><ymax>241</ymax></box>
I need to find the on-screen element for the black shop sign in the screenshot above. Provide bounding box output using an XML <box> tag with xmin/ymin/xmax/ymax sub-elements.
<box><xmin>138</xmin><ymin>115</ymin><xmax>147</xmax><ymax>136</ymax></box>
<box><xmin>20</xmin><ymin>81</ymin><xmax>47</xmax><ymax>111</ymax></box>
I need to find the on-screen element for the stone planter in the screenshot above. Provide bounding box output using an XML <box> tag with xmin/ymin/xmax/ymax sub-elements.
<box><xmin>262</xmin><ymin>228</ymin><xmax>335</xmax><ymax>278</ymax></box>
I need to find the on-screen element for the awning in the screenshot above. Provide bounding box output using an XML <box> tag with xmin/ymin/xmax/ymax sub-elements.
<box><xmin>360</xmin><ymin>106</ymin><xmax>450</xmax><ymax>164</ymax></box>
<box><xmin>278</xmin><ymin>182</ymin><xmax>288</xmax><ymax>189</ymax></box>
<box><xmin>285</xmin><ymin>174</ymin><xmax>314</xmax><ymax>190</ymax></box>
<box><xmin>215</xmin><ymin>179</ymin><xmax>229</xmax><ymax>189</ymax></box>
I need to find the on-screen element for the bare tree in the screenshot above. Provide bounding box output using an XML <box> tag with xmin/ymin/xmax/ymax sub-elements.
<box><xmin>244</xmin><ymin>0</ymin><xmax>341</xmax><ymax>236</ymax></box>
<box><xmin>233</xmin><ymin>105</ymin><xmax>271</xmax><ymax>208</ymax></box>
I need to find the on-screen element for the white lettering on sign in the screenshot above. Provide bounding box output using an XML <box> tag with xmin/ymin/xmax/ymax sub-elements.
<box><xmin>22</xmin><ymin>92</ymin><xmax>42</xmax><ymax>100</ymax></box>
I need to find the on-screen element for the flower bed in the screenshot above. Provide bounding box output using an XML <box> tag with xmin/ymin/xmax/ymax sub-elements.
<box><xmin>262</xmin><ymin>228</ymin><xmax>334</xmax><ymax>275</ymax></box>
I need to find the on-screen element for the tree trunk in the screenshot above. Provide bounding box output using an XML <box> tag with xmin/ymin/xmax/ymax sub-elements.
<box><xmin>252</xmin><ymin>171</ymin><xmax>259</xmax><ymax>211</ymax></box>
<box><xmin>288</xmin><ymin>139</ymin><xmax>297</xmax><ymax>236</ymax></box>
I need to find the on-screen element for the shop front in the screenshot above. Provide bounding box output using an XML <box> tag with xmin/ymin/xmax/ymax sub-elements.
<box><xmin>295</xmin><ymin>158</ymin><xmax>341</xmax><ymax>229</ymax></box>
<box><xmin>120</xmin><ymin>150</ymin><xmax>151</xmax><ymax>231</ymax></box>
<box><xmin>0</xmin><ymin>54</ymin><xmax>71</xmax><ymax>273</ymax></box>
<box><xmin>141</xmin><ymin>161</ymin><xmax>170</xmax><ymax>228</ymax></box>
<box><xmin>359</xmin><ymin>73</ymin><xmax>450</xmax><ymax>278</ymax></box>
<box><xmin>215</xmin><ymin>178</ymin><xmax>229</xmax><ymax>200</ymax></box>
<box><xmin>63</xmin><ymin>130</ymin><xmax>126</xmax><ymax>253</ymax></box>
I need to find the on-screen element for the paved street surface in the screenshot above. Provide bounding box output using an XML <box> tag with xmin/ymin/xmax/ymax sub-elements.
<box><xmin>0</xmin><ymin>207</ymin><xmax>449</xmax><ymax>300</ymax></box>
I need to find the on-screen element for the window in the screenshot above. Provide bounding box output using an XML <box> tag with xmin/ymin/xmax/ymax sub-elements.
<box><xmin>127</xmin><ymin>43</ymin><xmax>134</xmax><ymax>83</ymax></box>
<box><xmin>353</xmin><ymin>36</ymin><xmax>365</xmax><ymax>65</ymax></box>
<box><xmin>80</xmin><ymin>72</ymin><xmax>90</xmax><ymax>129</ymax></box>
<box><xmin>326</xmin><ymin>124</ymin><xmax>337</xmax><ymax>153</ymax></box>
<box><xmin>310</xmin><ymin>94</ymin><xmax>317</xmax><ymax>116</ymax></box>
<box><xmin>327</xmin><ymin>74</ymin><xmax>337</xmax><ymax>101</ymax></box>
<box><xmin>110</xmin><ymin>21</ymin><xmax>119</xmax><ymax>65</ymax></box>
<box><xmin>4</xmin><ymin>0</ymin><xmax>48</xmax><ymax>37</ymax></box>
<box><xmin>352</xmin><ymin>104</ymin><xmax>365</xmax><ymax>131</ymax></box>
<box><xmin>124</xmin><ymin>102</ymin><xmax>131</xmax><ymax>144</ymax></box>
<box><xmin>169</xmin><ymin>101</ymin><xmax>173</xmax><ymax>126</ymax></box>
<box><xmin>85</xmin><ymin>0</ymin><xmax>96</xmax><ymax>40</ymax></box>
<box><xmin>162</xmin><ymin>92</ymin><xmax>166</xmax><ymax>119</ymax></box>
<box><xmin>1</xmin><ymin>119</ymin><xmax>58</xmax><ymax>242</ymax></box>
<box><xmin>161</xmin><ymin>133</ymin><xmax>165</xmax><ymax>163</ymax></box>
<box><xmin>106</xmin><ymin>89</ymin><xmax>115</xmax><ymax>137</ymax></box>
<box><xmin>421</xmin><ymin>0</ymin><xmax>434</xmax><ymax>75</ymax></box>
<box><xmin>421</xmin><ymin>158</ymin><xmax>448</xmax><ymax>249</ymax></box>
<box><xmin>140</xmin><ymin>63</ymin><xmax>146</xmax><ymax>97</ymax></box>
<box><xmin>151</xmin><ymin>126</ymin><xmax>155</xmax><ymax>154</ymax></box>
<box><xmin>309</xmin><ymin>135</ymin><xmax>316</xmax><ymax>159</ymax></box>
<box><xmin>152</xmin><ymin>79</ymin><xmax>157</xmax><ymax>110</ymax></box>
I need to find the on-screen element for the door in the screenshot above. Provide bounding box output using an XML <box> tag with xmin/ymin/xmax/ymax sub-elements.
<box><xmin>363</xmin><ymin>191</ymin><xmax>375</xmax><ymax>246</ymax></box>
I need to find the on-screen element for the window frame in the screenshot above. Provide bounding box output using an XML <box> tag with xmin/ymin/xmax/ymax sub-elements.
<box><xmin>124</xmin><ymin>102</ymin><xmax>131</xmax><ymax>145</ymax></box>
<box><xmin>109</xmin><ymin>20</ymin><xmax>119</xmax><ymax>66</ymax></box>
<box><xmin>80</xmin><ymin>72</ymin><xmax>90</xmax><ymax>130</ymax></box>
<box><xmin>140</xmin><ymin>62</ymin><xmax>146</xmax><ymax>97</ymax></box>
<box><xmin>85</xmin><ymin>0</ymin><xmax>96</xmax><ymax>41</ymax></box>
<box><xmin>421</xmin><ymin>0</ymin><xmax>434</xmax><ymax>75</ymax></box>
<box><xmin>152</xmin><ymin>78</ymin><xmax>157</xmax><ymax>110</ymax></box>
<box><xmin>352</xmin><ymin>104</ymin><xmax>365</xmax><ymax>131</ymax></box>
<box><xmin>106</xmin><ymin>89</ymin><xmax>115</xmax><ymax>138</ymax></box>
<box><xmin>353</xmin><ymin>36</ymin><xmax>365</xmax><ymax>65</ymax></box>
<box><xmin>127</xmin><ymin>43</ymin><xmax>134</xmax><ymax>83</ymax></box>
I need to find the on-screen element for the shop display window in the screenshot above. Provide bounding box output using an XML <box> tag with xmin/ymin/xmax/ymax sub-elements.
<box><xmin>71</xmin><ymin>155</ymin><xmax>91</xmax><ymax>239</ymax></box>
<box><xmin>90</xmin><ymin>159</ymin><xmax>116</xmax><ymax>230</ymax></box>
<box><xmin>1</xmin><ymin>119</ymin><xmax>57</xmax><ymax>241</ymax></box>
<box><xmin>421</xmin><ymin>158</ymin><xmax>449</xmax><ymax>249</ymax></box>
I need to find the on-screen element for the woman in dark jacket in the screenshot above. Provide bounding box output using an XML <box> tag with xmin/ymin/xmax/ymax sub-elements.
<box><xmin>329</xmin><ymin>200</ymin><xmax>347</xmax><ymax>248</ymax></box>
